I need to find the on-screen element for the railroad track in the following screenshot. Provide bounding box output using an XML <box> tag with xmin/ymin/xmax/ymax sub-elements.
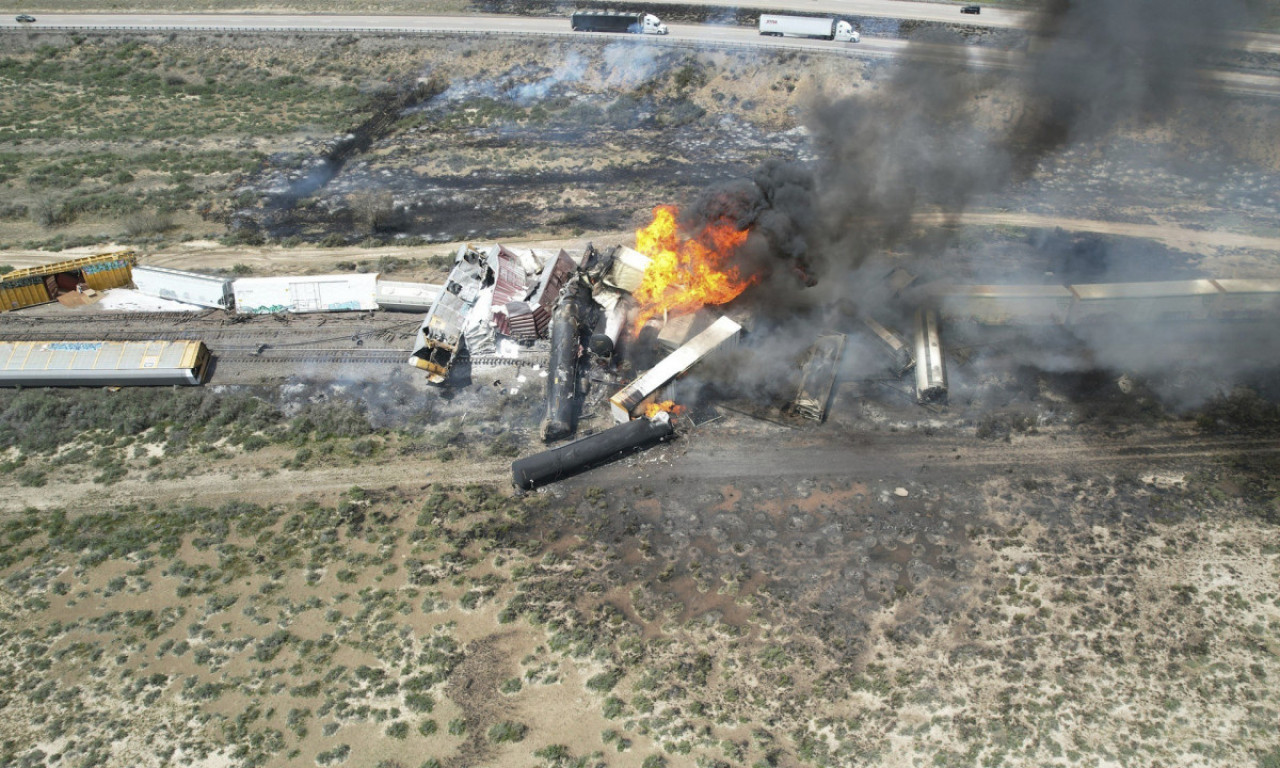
<box><xmin>213</xmin><ymin>347</ymin><xmax>547</xmax><ymax>367</ymax></box>
<box><xmin>0</xmin><ymin>324</ymin><xmax>418</xmax><ymax>345</ymax></box>
<box><xmin>215</xmin><ymin>348</ymin><xmax>410</xmax><ymax>364</ymax></box>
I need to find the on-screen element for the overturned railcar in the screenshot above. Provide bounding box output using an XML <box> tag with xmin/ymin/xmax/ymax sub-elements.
<box><xmin>513</xmin><ymin>413</ymin><xmax>676</xmax><ymax>490</ymax></box>
<box><xmin>409</xmin><ymin>246</ymin><xmax>493</xmax><ymax>383</ymax></box>
<box><xmin>913</xmin><ymin>309</ymin><xmax>947</xmax><ymax>404</ymax></box>
<box><xmin>860</xmin><ymin>316</ymin><xmax>915</xmax><ymax>377</ymax></box>
<box><xmin>793</xmin><ymin>332</ymin><xmax>845</xmax><ymax>422</ymax></box>
<box><xmin>610</xmin><ymin>315</ymin><xmax>742</xmax><ymax>423</ymax></box>
<box><xmin>132</xmin><ymin>265</ymin><xmax>233</xmax><ymax>309</ymax></box>
<box><xmin>542</xmin><ymin>280</ymin><xmax>593</xmax><ymax>443</ymax></box>
<box><xmin>375</xmin><ymin>280</ymin><xmax>443</xmax><ymax>313</ymax></box>
<box><xmin>0</xmin><ymin>251</ymin><xmax>136</xmax><ymax>312</ymax></box>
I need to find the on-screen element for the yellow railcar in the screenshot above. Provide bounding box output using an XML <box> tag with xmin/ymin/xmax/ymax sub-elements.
<box><xmin>0</xmin><ymin>250</ymin><xmax>137</xmax><ymax>311</ymax></box>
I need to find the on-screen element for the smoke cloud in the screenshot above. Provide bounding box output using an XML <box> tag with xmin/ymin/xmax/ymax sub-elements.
<box><xmin>685</xmin><ymin>0</ymin><xmax>1269</xmax><ymax>407</ymax></box>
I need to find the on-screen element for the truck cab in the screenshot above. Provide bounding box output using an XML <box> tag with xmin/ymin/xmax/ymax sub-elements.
<box><xmin>834</xmin><ymin>20</ymin><xmax>860</xmax><ymax>42</ymax></box>
<box><xmin>641</xmin><ymin>13</ymin><xmax>668</xmax><ymax>34</ymax></box>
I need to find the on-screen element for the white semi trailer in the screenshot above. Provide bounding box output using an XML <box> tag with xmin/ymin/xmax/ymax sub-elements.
<box><xmin>758</xmin><ymin>14</ymin><xmax>859</xmax><ymax>42</ymax></box>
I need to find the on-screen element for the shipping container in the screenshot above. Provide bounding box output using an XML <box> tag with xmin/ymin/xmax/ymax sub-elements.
<box><xmin>375</xmin><ymin>280</ymin><xmax>443</xmax><ymax>313</ymax></box>
<box><xmin>131</xmin><ymin>265</ymin><xmax>233</xmax><ymax>309</ymax></box>
<box><xmin>0</xmin><ymin>250</ymin><xmax>136</xmax><ymax>312</ymax></box>
<box><xmin>233</xmin><ymin>274</ymin><xmax>379</xmax><ymax>314</ymax></box>
<box><xmin>0</xmin><ymin>340</ymin><xmax>210</xmax><ymax>387</ymax></box>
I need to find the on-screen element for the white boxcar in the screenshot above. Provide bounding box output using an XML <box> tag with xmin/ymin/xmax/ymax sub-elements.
<box><xmin>375</xmin><ymin>280</ymin><xmax>443</xmax><ymax>313</ymax></box>
<box><xmin>1211</xmin><ymin>278</ymin><xmax>1280</xmax><ymax>319</ymax></box>
<box><xmin>233</xmin><ymin>274</ymin><xmax>379</xmax><ymax>314</ymax></box>
<box><xmin>610</xmin><ymin>315</ymin><xmax>742</xmax><ymax>423</ymax></box>
<box><xmin>936</xmin><ymin>284</ymin><xmax>1076</xmax><ymax>325</ymax></box>
<box><xmin>1068</xmin><ymin>280</ymin><xmax>1221</xmax><ymax>324</ymax></box>
<box><xmin>131</xmin><ymin>265</ymin><xmax>233</xmax><ymax>309</ymax></box>
<box><xmin>604</xmin><ymin>247</ymin><xmax>652</xmax><ymax>294</ymax></box>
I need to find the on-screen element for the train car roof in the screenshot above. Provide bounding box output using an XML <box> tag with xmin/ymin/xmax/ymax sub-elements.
<box><xmin>1212</xmin><ymin>278</ymin><xmax>1280</xmax><ymax>294</ymax></box>
<box><xmin>1069</xmin><ymin>280</ymin><xmax>1222</xmax><ymax>300</ymax></box>
<box><xmin>935</xmin><ymin>284</ymin><xmax>1075</xmax><ymax>299</ymax></box>
<box><xmin>0</xmin><ymin>340</ymin><xmax>203</xmax><ymax>375</ymax></box>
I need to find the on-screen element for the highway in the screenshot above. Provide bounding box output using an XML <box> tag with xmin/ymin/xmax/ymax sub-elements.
<box><xmin>0</xmin><ymin>13</ymin><xmax>1014</xmax><ymax>66</ymax></box>
<box><xmin>3</xmin><ymin>13</ymin><xmax>1277</xmax><ymax>97</ymax></box>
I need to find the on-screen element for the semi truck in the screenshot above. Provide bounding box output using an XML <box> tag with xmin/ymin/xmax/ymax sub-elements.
<box><xmin>758</xmin><ymin>14</ymin><xmax>859</xmax><ymax>42</ymax></box>
<box><xmin>571</xmin><ymin>10</ymin><xmax>668</xmax><ymax>34</ymax></box>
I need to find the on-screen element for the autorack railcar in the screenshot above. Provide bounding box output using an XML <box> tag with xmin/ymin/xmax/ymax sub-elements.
<box><xmin>0</xmin><ymin>340</ymin><xmax>211</xmax><ymax>387</ymax></box>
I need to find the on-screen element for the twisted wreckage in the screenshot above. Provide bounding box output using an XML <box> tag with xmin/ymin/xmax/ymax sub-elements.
<box><xmin>404</xmin><ymin>232</ymin><xmax>1280</xmax><ymax>489</ymax></box>
<box><xmin>405</xmin><ymin>239</ymin><xmax>918</xmax><ymax>489</ymax></box>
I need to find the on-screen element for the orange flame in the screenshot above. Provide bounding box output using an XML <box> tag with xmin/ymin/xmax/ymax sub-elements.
<box><xmin>643</xmin><ymin>400</ymin><xmax>685</xmax><ymax>419</ymax></box>
<box><xmin>632</xmin><ymin>205</ymin><xmax>754</xmax><ymax>333</ymax></box>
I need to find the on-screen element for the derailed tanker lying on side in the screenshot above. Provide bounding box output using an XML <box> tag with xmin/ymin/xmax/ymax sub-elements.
<box><xmin>514</xmin><ymin>412</ymin><xmax>675</xmax><ymax>490</ymax></box>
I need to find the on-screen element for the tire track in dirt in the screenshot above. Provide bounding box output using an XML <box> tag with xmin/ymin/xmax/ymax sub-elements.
<box><xmin>568</xmin><ymin>426</ymin><xmax>1280</xmax><ymax>488</ymax></box>
<box><xmin>0</xmin><ymin>456</ymin><xmax>513</xmax><ymax>514</ymax></box>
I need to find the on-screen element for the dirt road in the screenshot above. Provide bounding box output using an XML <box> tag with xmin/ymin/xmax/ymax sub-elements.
<box><xmin>7</xmin><ymin>420</ymin><xmax>1269</xmax><ymax>515</ymax></box>
<box><xmin>6</xmin><ymin>209</ymin><xmax>1280</xmax><ymax>277</ymax></box>
<box><xmin>566</xmin><ymin>421</ymin><xmax>1280</xmax><ymax>490</ymax></box>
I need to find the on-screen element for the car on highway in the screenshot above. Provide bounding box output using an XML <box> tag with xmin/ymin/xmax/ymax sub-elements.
<box><xmin>961</xmin><ymin>5</ymin><xmax>980</xmax><ymax>14</ymax></box>
<box><xmin>15</xmin><ymin>14</ymin><xmax>36</xmax><ymax>22</ymax></box>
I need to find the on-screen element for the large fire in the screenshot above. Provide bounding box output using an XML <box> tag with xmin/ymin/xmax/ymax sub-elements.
<box><xmin>643</xmin><ymin>399</ymin><xmax>685</xmax><ymax>419</ymax></box>
<box><xmin>631</xmin><ymin>205</ymin><xmax>754</xmax><ymax>333</ymax></box>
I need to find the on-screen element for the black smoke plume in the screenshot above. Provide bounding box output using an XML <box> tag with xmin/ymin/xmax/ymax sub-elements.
<box><xmin>677</xmin><ymin>0</ymin><xmax>1272</xmax><ymax>407</ymax></box>
<box><xmin>691</xmin><ymin>0</ymin><xmax>1261</xmax><ymax>296</ymax></box>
